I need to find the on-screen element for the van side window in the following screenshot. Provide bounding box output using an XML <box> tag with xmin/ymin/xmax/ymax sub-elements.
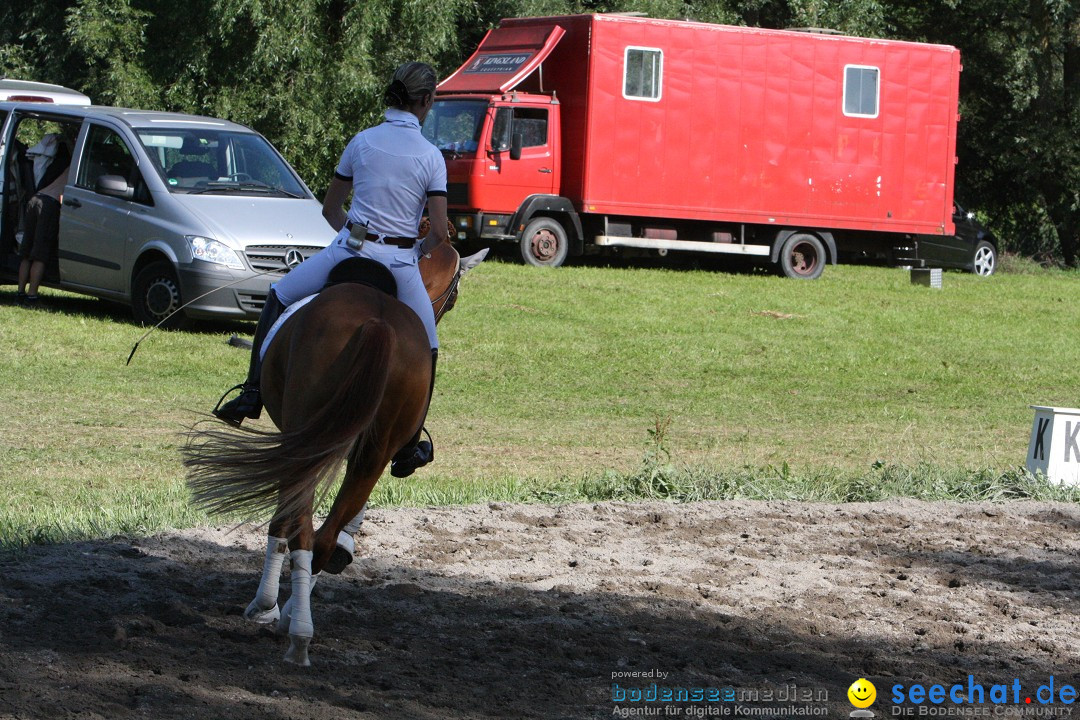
<box><xmin>843</xmin><ymin>65</ymin><xmax>880</xmax><ymax>118</ymax></box>
<box><xmin>490</xmin><ymin>107</ymin><xmax>548</xmax><ymax>151</ymax></box>
<box><xmin>78</xmin><ymin>125</ymin><xmax>153</xmax><ymax>205</ymax></box>
<box><xmin>624</xmin><ymin>47</ymin><xmax>663</xmax><ymax>101</ymax></box>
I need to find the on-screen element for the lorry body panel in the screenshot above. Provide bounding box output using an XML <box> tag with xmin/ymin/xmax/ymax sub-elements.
<box><xmin>434</xmin><ymin>14</ymin><xmax>961</xmax><ymax>245</ymax></box>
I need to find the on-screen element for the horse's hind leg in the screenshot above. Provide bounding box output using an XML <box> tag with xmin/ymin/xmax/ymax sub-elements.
<box><xmin>278</xmin><ymin>497</ymin><xmax>317</xmax><ymax>666</ymax></box>
<box><xmin>283</xmin><ymin>546</ymin><xmax>315</xmax><ymax>665</ymax></box>
<box><xmin>244</xmin><ymin>534</ymin><xmax>288</xmax><ymax>623</ymax></box>
<box><xmin>242</xmin><ymin>506</ymin><xmax>298</xmax><ymax>624</ymax></box>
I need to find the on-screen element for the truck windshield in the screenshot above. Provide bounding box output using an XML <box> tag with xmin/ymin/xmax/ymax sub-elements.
<box><xmin>422</xmin><ymin>100</ymin><xmax>487</xmax><ymax>154</ymax></box>
<box><xmin>135</xmin><ymin>129</ymin><xmax>308</xmax><ymax>197</ymax></box>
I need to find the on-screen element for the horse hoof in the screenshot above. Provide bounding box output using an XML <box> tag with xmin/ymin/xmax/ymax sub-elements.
<box><xmin>284</xmin><ymin>635</ymin><xmax>311</xmax><ymax>666</ymax></box>
<box><xmin>243</xmin><ymin>599</ymin><xmax>280</xmax><ymax>624</ymax></box>
<box><xmin>323</xmin><ymin>531</ymin><xmax>355</xmax><ymax>575</ymax></box>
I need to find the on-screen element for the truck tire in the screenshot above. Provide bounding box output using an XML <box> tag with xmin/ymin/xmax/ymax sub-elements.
<box><xmin>779</xmin><ymin>233</ymin><xmax>826</xmax><ymax>280</ymax></box>
<box><xmin>520</xmin><ymin>217</ymin><xmax>568</xmax><ymax>268</ymax></box>
<box><xmin>972</xmin><ymin>241</ymin><xmax>996</xmax><ymax>276</ymax></box>
<box><xmin>132</xmin><ymin>260</ymin><xmax>188</xmax><ymax>329</ymax></box>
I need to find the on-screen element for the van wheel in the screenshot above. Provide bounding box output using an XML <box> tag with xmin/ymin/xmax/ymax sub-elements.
<box><xmin>779</xmin><ymin>233</ymin><xmax>825</xmax><ymax>279</ymax></box>
<box><xmin>521</xmin><ymin>217</ymin><xmax>568</xmax><ymax>268</ymax></box>
<box><xmin>133</xmin><ymin>261</ymin><xmax>188</xmax><ymax>329</ymax></box>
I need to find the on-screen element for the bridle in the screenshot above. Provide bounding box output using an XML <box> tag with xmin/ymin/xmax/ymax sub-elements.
<box><xmin>431</xmin><ymin>268</ymin><xmax>461</xmax><ymax>323</ymax></box>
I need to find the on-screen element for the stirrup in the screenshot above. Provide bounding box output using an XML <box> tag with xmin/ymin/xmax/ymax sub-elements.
<box><xmin>390</xmin><ymin>428</ymin><xmax>434</xmax><ymax>478</ymax></box>
<box><xmin>212</xmin><ymin>383</ymin><xmax>262</xmax><ymax>425</ymax></box>
<box><xmin>213</xmin><ymin>384</ymin><xmax>246</xmax><ymax>413</ymax></box>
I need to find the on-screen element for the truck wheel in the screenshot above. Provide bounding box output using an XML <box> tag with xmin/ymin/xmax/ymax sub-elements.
<box><xmin>132</xmin><ymin>261</ymin><xmax>188</xmax><ymax>329</ymax></box>
<box><xmin>972</xmin><ymin>241</ymin><xmax>996</xmax><ymax>276</ymax></box>
<box><xmin>779</xmin><ymin>233</ymin><xmax>825</xmax><ymax>280</ymax></box>
<box><xmin>521</xmin><ymin>217</ymin><xmax>568</xmax><ymax>268</ymax></box>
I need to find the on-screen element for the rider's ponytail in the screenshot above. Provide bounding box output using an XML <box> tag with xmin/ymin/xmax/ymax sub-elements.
<box><xmin>384</xmin><ymin>62</ymin><xmax>437</xmax><ymax>109</ymax></box>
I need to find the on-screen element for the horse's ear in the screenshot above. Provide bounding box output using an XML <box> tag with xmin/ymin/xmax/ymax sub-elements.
<box><xmin>459</xmin><ymin>248</ymin><xmax>490</xmax><ymax>275</ymax></box>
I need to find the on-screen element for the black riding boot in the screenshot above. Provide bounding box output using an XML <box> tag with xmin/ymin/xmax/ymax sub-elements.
<box><xmin>213</xmin><ymin>290</ymin><xmax>285</xmax><ymax>425</ymax></box>
<box><xmin>390</xmin><ymin>349</ymin><xmax>438</xmax><ymax>478</ymax></box>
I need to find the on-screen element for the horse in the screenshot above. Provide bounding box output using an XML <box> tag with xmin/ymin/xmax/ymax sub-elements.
<box><xmin>183</xmin><ymin>237</ymin><xmax>486</xmax><ymax>665</ymax></box>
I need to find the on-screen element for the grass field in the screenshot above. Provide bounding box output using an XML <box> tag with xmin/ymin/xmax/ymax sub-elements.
<box><xmin>2</xmin><ymin>258</ymin><xmax>1079</xmax><ymax>547</ymax></box>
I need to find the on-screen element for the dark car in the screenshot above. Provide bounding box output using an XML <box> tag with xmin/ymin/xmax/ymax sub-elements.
<box><xmin>914</xmin><ymin>202</ymin><xmax>998</xmax><ymax>276</ymax></box>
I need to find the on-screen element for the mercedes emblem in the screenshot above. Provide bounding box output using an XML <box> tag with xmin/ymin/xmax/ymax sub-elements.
<box><xmin>284</xmin><ymin>248</ymin><xmax>304</xmax><ymax>269</ymax></box>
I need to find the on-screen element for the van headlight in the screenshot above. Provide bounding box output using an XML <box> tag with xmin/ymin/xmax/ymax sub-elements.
<box><xmin>187</xmin><ymin>236</ymin><xmax>245</xmax><ymax>270</ymax></box>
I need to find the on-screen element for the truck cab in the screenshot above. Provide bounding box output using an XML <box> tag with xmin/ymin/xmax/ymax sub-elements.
<box><xmin>423</xmin><ymin>92</ymin><xmax>562</xmax><ymax>256</ymax></box>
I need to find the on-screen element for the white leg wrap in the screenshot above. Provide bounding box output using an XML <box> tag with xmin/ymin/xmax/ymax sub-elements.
<box><xmin>335</xmin><ymin>531</ymin><xmax>355</xmax><ymax>556</ymax></box>
<box><xmin>287</xmin><ymin>550</ymin><xmax>315</xmax><ymax>639</ymax></box>
<box><xmin>244</xmin><ymin>536</ymin><xmax>287</xmax><ymax>623</ymax></box>
<box><xmin>284</xmin><ymin>551</ymin><xmax>316</xmax><ymax>665</ymax></box>
<box><xmin>277</xmin><ymin>571</ymin><xmax>318</xmax><ymax>634</ymax></box>
<box><xmin>277</xmin><ymin>593</ymin><xmax>293</xmax><ymax>635</ymax></box>
<box><xmin>343</xmin><ymin>504</ymin><xmax>367</xmax><ymax>535</ymax></box>
<box><xmin>334</xmin><ymin>504</ymin><xmax>366</xmax><ymax>560</ymax></box>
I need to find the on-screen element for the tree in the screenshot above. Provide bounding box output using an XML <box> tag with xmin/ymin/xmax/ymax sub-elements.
<box><xmin>886</xmin><ymin>0</ymin><xmax>1080</xmax><ymax>265</ymax></box>
<box><xmin>4</xmin><ymin>0</ymin><xmax>1080</xmax><ymax>263</ymax></box>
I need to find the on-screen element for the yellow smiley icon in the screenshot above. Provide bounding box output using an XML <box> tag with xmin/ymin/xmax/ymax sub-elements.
<box><xmin>848</xmin><ymin>678</ymin><xmax>876</xmax><ymax>708</ymax></box>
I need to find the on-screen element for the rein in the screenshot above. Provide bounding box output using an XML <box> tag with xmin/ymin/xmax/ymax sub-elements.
<box><xmin>129</xmin><ymin>256</ymin><xmax>462</xmax><ymax>367</ymax></box>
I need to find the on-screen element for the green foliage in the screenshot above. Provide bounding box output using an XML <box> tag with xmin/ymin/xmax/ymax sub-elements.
<box><xmin>64</xmin><ymin>0</ymin><xmax>157</xmax><ymax>108</ymax></box>
<box><xmin>885</xmin><ymin>0</ymin><xmax>1080</xmax><ymax>265</ymax></box>
<box><xmin>2</xmin><ymin>0</ymin><xmax>1080</xmax><ymax>251</ymax></box>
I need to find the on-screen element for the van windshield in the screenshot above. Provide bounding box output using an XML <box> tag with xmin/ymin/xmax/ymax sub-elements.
<box><xmin>135</xmin><ymin>129</ymin><xmax>308</xmax><ymax>197</ymax></box>
<box><xmin>422</xmin><ymin>100</ymin><xmax>487</xmax><ymax>154</ymax></box>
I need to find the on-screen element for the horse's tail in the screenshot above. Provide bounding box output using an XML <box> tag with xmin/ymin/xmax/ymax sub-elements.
<box><xmin>184</xmin><ymin>318</ymin><xmax>396</xmax><ymax>521</ymax></box>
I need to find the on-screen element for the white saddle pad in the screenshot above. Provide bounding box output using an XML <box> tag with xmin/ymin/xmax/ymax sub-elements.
<box><xmin>259</xmin><ymin>294</ymin><xmax>317</xmax><ymax>361</ymax></box>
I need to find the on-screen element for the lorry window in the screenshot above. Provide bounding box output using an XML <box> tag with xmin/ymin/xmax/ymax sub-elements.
<box><xmin>624</xmin><ymin>47</ymin><xmax>663</xmax><ymax>101</ymax></box>
<box><xmin>843</xmin><ymin>65</ymin><xmax>880</xmax><ymax>118</ymax></box>
<box><xmin>490</xmin><ymin>107</ymin><xmax>548</xmax><ymax>152</ymax></box>
<box><xmin>422</xmin><ymin>100</ymin><xmax>486</xmax><ymax>153</ymax></box>
<box><xmin>78</xmin><ymin>124</ymin><xmax>152</xmax><ymax>205</ymax></box>
<box><xmin>491</xmin><ymin>108</ymin><xmax>511</xmax><ymax>151</ymax></box>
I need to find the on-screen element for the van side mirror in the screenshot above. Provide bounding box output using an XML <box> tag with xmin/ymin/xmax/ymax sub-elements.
<box><xmin>510</xmin><ymin>132</ymin><xmax>523</xmax><ymax>161</ymax></box>
<box><xmin>96</xmin><ymin>174</ymin><xmax>133</xmax><ymax>200</ymax></box>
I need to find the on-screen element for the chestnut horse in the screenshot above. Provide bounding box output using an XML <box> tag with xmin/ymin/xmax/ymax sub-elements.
<box><xmin>184</xmin><ymin>240</ymin><xmax>486</xmax><ymax>665</ymax></box>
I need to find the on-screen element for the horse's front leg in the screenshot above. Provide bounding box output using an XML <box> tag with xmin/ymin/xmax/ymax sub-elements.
<box><xmin>323</xmin><ymin>503</ymin><xmax>367</xmax><ymax>575</ymax></box>
<box><xmin>311</xmin><ymin>449</ymin><xmax>390</xmax><ymax>576</ymax></box>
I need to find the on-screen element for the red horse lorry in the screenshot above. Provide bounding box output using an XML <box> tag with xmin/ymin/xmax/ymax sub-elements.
<box><xmin>424</xmin><ymin>14</ymin><xmax>962</xmax><ymax>278</ymax></box>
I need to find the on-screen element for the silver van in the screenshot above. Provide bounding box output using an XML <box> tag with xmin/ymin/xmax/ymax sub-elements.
<box><xmin>0</xmin><ymin>87</ymin><xmax>330</xmax><ymax>326</ymax></box>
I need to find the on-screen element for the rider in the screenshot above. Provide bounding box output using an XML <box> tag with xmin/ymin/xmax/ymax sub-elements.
<box><xmin>214</xmin><ymin>61</ymin><xmax>448</xmax><ymax>478</ymax></box>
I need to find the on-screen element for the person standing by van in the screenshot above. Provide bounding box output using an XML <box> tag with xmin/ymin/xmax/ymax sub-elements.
<box><xmin>214</xmin><ymin>61</ymin><xmax>449</xmax><ymax>479</ymax></box>
<box><xmin>17</xmin><ymin>134</ymin><xmax>72</xmax><ymax>307</ymax></box>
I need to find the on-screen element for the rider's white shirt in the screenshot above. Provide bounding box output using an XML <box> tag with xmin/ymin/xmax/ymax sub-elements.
<box><xmin>335</xmin><ymin>109</ymin><xmax>446</xmax><ymax>239</ymax></box>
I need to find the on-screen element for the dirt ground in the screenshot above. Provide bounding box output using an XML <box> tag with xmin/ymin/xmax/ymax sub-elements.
<box><xmin>1</xmin><ymin>499</ymin><xmax>1078</xmax><ymax>720</ymax></box>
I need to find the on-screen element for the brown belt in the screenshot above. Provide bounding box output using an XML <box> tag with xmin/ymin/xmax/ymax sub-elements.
<box><xmin>345</xmin><ymin>220</ymin><xmax>416</xmax><ymax>249</ymax></box>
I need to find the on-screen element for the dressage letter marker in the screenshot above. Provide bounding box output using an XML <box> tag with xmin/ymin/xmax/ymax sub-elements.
<box><xmin>1026</xmin><ymin>406</ymin><xmax>1080</xmax><ymax>486</ymax></box>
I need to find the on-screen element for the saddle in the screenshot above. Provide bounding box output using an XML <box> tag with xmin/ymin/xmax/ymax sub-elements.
<box><xmin>259</xmin><ymin>259</ymin><xmax>399</xmax><ymax>362</ymax></box>
<box><xmin>325</xmin><ymin>257</ymin><xmax>397</xmax><ymax>298</ymax></box>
